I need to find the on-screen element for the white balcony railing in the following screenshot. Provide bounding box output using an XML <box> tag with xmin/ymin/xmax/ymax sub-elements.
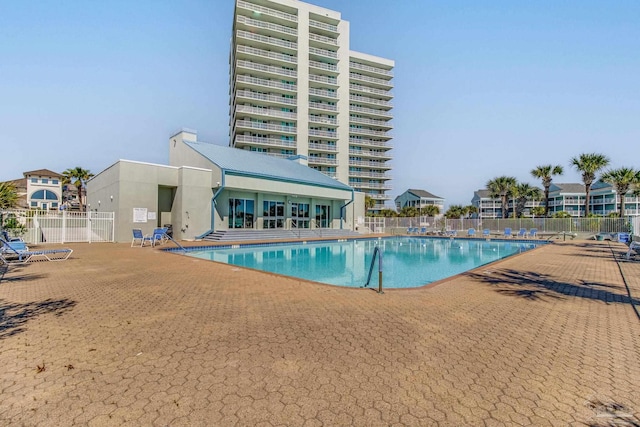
<box><xmin>309</xmin><ymin>32</ymin><xmax>338</xmax><ymax>46</ymax></box>
<box><xmin>349</xmin><ymin>182</ymin><xmax>392</xmax><ymax>190</ymax></box>
<box><xmin>237</xmin><ymin>0</ymin><xmax>297</xmax><ymax>23</ymax></box>
<box><xmin>349</xmin><ymin>73</ymin><xmax>393</xmax><ymax>88</ymax></box>
<box><xmin>236</xmin><ymin>105</ymin><xmax>297</xmax><ymax>120</ymax></box>
<box><xmin>349</xmin><ymin>127</ymin><xmax>391</xmax><ymax>137</ymax></box>
<box><xmin>308</xmin><ymin>142</ymin><xmax>337</xmax><ymax>152</ymax></box>
<box><xmin>235</xmin><ymin>120</ymin><xmax>297</xmax><ymax>133</ymax></box>
<box><xmin>234</xmin><ymin>135</ymin><xmax>296</xmax><ymax>148</ymax></box>
<box><xmin>349</xmin><ymin>149</ymin><xmax>392</xmax><ymax>159</ymax></box>
<box><xmin>236</xmin><ymin>15</ymin><xmax>298</xmax><ymax>36</ymax></box>
<box><xmin>309</xmin><ymin>115</ymin><xmax>338</xmax><ymax>125</ymax></box>
<box><xmin>308</xmin><ymin>60</ymin><xmax>338</xmax><ymax>72</ymax></box>
<box><xmin>309</xmin><ymin>46</ymin><xmax>338</xmax><ymax>59</ymax></box>
<box><xmin>350</xmin><ymin>116</ymin><xmax>392</xmax><ymax>128</ymax></box>
<box><xmin>349</xmin><ymin>159</ymin><xmax>392</xmax><ymax>168</ymax></box>
<box><xmin>348</xmin><ymin>171</ymin><xmax>391</xmax><ymax>179</ymax></box>
<box><xmin>349</xmin><ymin>83</ymin><xmax>392</xmax><ymax>97</ymax></box>
<box><xmin>309</xmin><ymin>101</ymin><xmax>338</xmax><ymax>112</ymax></box>
<box><xmin>349</xmin><ymin>105</ymin><xmax>392</xmax><ymax>118</ymax></box>
<box><xmin>236</xmin><ymin>45</ymin><xmax>297</xmax><ymax>64</ymax></box>
<box><xmin>309</xmin><ymin>74</ymin><xmax>338</xmax><ymax>86</ymax></box>
<box><xmin>309</xmin><ymin>129</ymin><xmax>338</xmax><ymax>138</ymax></box>
<box><xmin>236</xmin><ymin>74</ymin><xmax>297</xmax><ymax>92</ymax></box>
<box><xmin>309</xmin><ymin>88</ymin><xmax>337</xmax><ymax>98</ymax></box>
<box><xmin>349</xmin><ymin>94</ymin><xmax>392</xmax><ymax>107</ymax></box>
<box><xmin>309</xmin><ymin>19</ymin><xmax>338</xmax><ymax>33</ymax></box>
<box><xmin>237</xmin><ymin>30</ymin><xmax>298</xmax><ymax>51</ymax></box>
<box><xmin>235</xmin><ymin>90</ymin><xmax>297</xmax><ymax>105</ymax></box>
<box><xmin>349</xmin><ymin>61</ymin><xmax>393</xmax><ymax>77</ymax></box>
<box><xmin>308</xmin><ymin>157</ymin><xmax>338</xmax><ymax>165</ymax></box>
<box><xmin>236</xmin><ymin>60</ymin><xmax>297</xmax><ymax>77</ymax></box>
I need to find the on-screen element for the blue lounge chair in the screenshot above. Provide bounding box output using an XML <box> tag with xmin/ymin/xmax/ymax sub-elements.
<box><xmin>517</xmin><ymin>228</ymin><xmax>527</xmax><ymax>238</ymax></box>
<box><xmin>503</xmin><ymin>228</ymin><xmax>513</xmax><ymax>238</ymax></box>
<box><xmin>445</xmin><ymin>229</ymin><xmax>457</xmax><ymax>237</ymax></box>
<box><xmin>529</xmin><ymin>228</ymin><xmax>538</xmax><ymax>239</ymax></box>
<box><xmin>132</xmin><ymin>229</ymin><xmax>153</xmax><ymax>247</ymax></box>
<box><xmin>152</xmin><ymin>227</ymin><xmax>169</xmax><ymax>246</ymax></box>
<box><xmin>482</xmin><ymin>229</ymin><xmax>491</xmax><ymax>238</ymax></box>
<box><xmin>467</xmin><ymin>228</ymin><xmax>476</xmax><ymax>237</ymax></box>
<box><xmin>420</xmin><ymin>227</ymin><xmax>427</xmax><ymax>235</ymax></box>
<box><xmin>1</xmin><ymin>238</ymin><xmax>73</xmax><ymax>264</ymax></box>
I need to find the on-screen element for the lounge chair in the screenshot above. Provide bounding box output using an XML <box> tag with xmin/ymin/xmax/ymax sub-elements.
<box><xmin>626</xmin><ymin>241</ymin><xmax>640</xmax><ymax>260</ymax></box>
<box><xmin>445</xmin><ymin>229</ymin><xmax>457</xmax><ymax>237</ymax></box>
<box><xmin>482</xmin><ymin>229</ymin><xmax>491</xmax><ymax>238</ymax></box>
<box><xmin>1</xmin><ymin>238</ymin><xmax>72</xmax><ymax>264</ymax></box>
<box><xmin>517</xmin><ymin>228</ymin><xmax>527</xmax><ymax>238</ymax></box>
<box><xmin>420</xmin><ymin>227</ymin><xmax>427</xmax><ymax>235</ymax></box>
<box><xmin>503</xmin><ymin>228</ymin><xmax>513</xmax><ymax>238</ymax></box>
<box><xmin>152</xmin><ymin>227</ymin><xmax>169</xmax><ymax>246</ymax></box>
<box><xmin>467</xmin><ymin>228</ymin><xmax>476</xmax><ymax>237</ymax></box>
<box><xmin>529</xmin><ymin>228</ymin><xmax>538</xmax><ymax>239</ymax></box>
<box><xmin>132</xmin><ymin>229</ymin><xmax>153</xmax><ymax>247</ymax></box>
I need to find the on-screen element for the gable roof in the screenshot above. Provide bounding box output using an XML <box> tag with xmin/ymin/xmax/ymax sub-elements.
<box><xmin>23</xmin><ymin>169</ymin><xmax>63</xmax><ymax>178</ymax></box>
<box><xmin>549</xmin><ymin>183</ymin><xmax>587</xmax><ymax>193</ymax></box>
<box><xmin>185</xmin><ymin>141</ymin><xmax>352</xmax><ymax>191</ymax></box>
<box><xmin>407</xmin><ymin>189</ymin><xmax>443</xmax><ymax>200</ymax></box>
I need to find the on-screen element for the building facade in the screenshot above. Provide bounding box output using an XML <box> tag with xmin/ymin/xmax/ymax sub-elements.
<box><xmin>395</xmin><ymin>189</ymin><xmax>445</xmax><ymax>213</ymax></box>
<box><xmin>87</xmin><ymin>130</ymin><xmax>364</xmax><ymax>243</ymax></box>
<box><xmin>229</xmin><ymin>0</ymin><xmax>394</xmax><ymax>212</ymax></box>
<box><xmin>2</xmin><ymin>169</ymin><xmax>63</xmax><ymax>210</ymax></box>
<box><xmin>472</xmin><ymin>189</ymin><xmax>543</xmax><ymax>219</ymax></box>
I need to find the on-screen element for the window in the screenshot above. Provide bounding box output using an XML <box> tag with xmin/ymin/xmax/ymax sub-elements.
<box><xmin>263</xmin><ymin>200</ymin><xmax>285</xmax><ymax>229</ymax></box>
<box><xmin>31</xmin><ymin>178</ymin><xmax>37</xmax><ymax>183</ymax></box>
<box><xmin>42</xmin><ymin>178</ymin><xmax>49</xmax><ymax>184</ymax></box>
<box><xmin>291</xmin><ymin>203</ymin><xmax>310</xmax><ymax>229</ymax></box>
<box><xmin>52</xmin><ymin>179</ymin><xmax>58</xmax><ymax>184</ymax></box>
<box><xmin>315</xmin><ymin>204</ymin><xmax>331</xmax><ymax>228</ymax></box>
<box><xmin>229</xmin><ymin>198</ymin><xmax>255</xmax><ymax>229</ymax></box>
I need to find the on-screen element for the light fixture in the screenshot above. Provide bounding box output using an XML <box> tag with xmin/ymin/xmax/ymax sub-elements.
<box><xmin>110</xmin><ymin>195</ymin><xmax>113</xmax><ymax>201</ymax></box>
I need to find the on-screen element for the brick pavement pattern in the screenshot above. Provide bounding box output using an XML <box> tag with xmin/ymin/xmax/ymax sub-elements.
<box><xmin>1</xmin><ymin>240</ymin><xmax>639</xmax><ymax>426</ymax></box>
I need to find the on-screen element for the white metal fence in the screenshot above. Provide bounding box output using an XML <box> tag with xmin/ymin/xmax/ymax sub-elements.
<box><xmin>1</xmin><ymin>210</ymin><xmax>115</xmax><ymax>244</ymax></box>
<box><xmin>365</xmin><ymin>216</ymin><xmax>634</xmax><ymax>237</ymax></box>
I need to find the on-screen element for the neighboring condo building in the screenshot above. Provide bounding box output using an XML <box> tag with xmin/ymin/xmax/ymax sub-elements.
<box><xmin>395</xmin><ymin>189</ymin><xmax>445</xmax><ymax>213</ymax></box>
<box><xmin>1</xmin><ymin>169</ymin><xmax>63</xmax><ymax>210</ymax></box>
<box><xmin>229</xmin><ymin>0</ymin><xmax>394</xmax><ymax>212</ymax></box>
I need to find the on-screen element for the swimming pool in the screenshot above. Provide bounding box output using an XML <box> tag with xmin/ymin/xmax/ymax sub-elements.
<box><xmin>183</xmin><ymin>237</ymin><xmax>544</xmax><ymax>289</ymax></box>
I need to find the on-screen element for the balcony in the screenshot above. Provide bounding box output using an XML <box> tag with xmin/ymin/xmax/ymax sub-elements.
<box><xmin>321</xmin><ymin>171</ymin><xmax>338</xmax><ymax>179</ymax></box>
<box><xmin>309</xmin><ymin>19</ymin><xmax>338</xmax><ymax>34</ymax></box>
<box><xmin>350</xmin><ymin>138</ymin><xmax>394</xmax><ymax>149</ymax></box>
<box><xmin>348</xmin><ymin>171</ymin><xmax>391</xmax><ymax>179</ymax></box>
<box><xmin>308</xmin><ymin>129</ymin><xmax>338</xmax><ymax>139</ymax></box>
<box><xmin>349</xmin><ymin>149</ymin><xmax>392</xmax><ymax>160</ymax></box>
<box><xmin>237</xmin><ymin>0</ymin><xmax>297</xmax><ymax>23</ymax></box>
<box><xmin>349</xmin><ymin>73</ymin><xmax>393</xmax><ymax>89</ymax></box>
<box><xmin>309</xmin><ymin>115</ymin><xmax>338</xmax><ymax>125</ymax></box>
<box><xmin>236</xmin><ymin>30</ymin><xmax>297</xmax><ymax>53</ymax></box>
<box><xmin>350</xmin><ymin>116</ymin><xmax>393</xmax><ymax>129</ymax></box>
<box><xmin>349</xmin><ymin>105</ymin><xmax>392</xmax><ymax>118</ymax></box>
<box><xmin>236</xmin><ymin>45</ymin><xmax>297</xmax><ymax>65</ymax></box>
<box><xmin>349</xmin><ymin>127</ymin><xmax>392</xmax><ymax>138</ymax></box>
<box><xmin>349</xmin><ymin>159</ymin><xmax>392</xmax><ymax>169</ymax></box>
<box><xmin>309</xmin><ymin>74</ymin><xmax>338</xmax><ymax>87</ymax></box>
<box><xmin>309</xmin><ymin>32</ymin><xmax>338</xmax><ymax>47</ymax></box>
<box><xmin>309</xmin><ymin>87</ymin><xmax>337</xmax><ymax>99</ymax></box>
<box><xmin>235</xmin><ymin>120</ymin><xmax>297</xmax><ymax>134</ymax></box>
<box><xmin>367</xmin><ymin>194</ymin><xmax>391</xmax><ymax>200</ymax></box>
<box><xmin>349</xmin><ymin>61</ymin><xmax>393</xmax><ymax>77</ymax></box>
<box><xmin>235</xmin><ymin>105</ymin><xmax>297</xmax><ymax>120</ymax></box>
<box><xmin>235</xmin><ymin>90</ymin><xmax>297</xmax><ymax>106</ymax></box>
<box><xmin>234</xmin><ymin>135</ymin><xmax>296</xmax><ymax>149</ymax></box>
<box><xmin>236</xmin><ymin>60</ymin><xmax>297</xmax><ymax>78</ymax></box>
<box><xmin>236</xmin><ymin>15</ymin><xmax>297</xmax><ymax>37</ymax></box>
<box><xmin>236</xmin><ymin>74</ymin><xmax>296</xmax><ymax>92</ymax></box>
<box><xmin>308</xmin><ymin>157</ymin><xmax>338</xmax><ymax>165</ymax></box>
<box><xmin>309</xmin><ymin>101</ymin><xmax>337</xmax><ymax>112</ymax></box>
<box><xmin>308</xmin><ymin>142</ymin><xmax>337</xmax><ymax>152</ymax></box>
<box><xmin>349</xmin><ymin>182</ymin><xmax>392</xmax><ymax>190</ymax></box>
<box><xmin>349</xmin><ymin>94</ymin><xmax>392</xmax><ymax>108</ymax></box>
<box><xmin>309</xmin><ymin>46</ymin><xmax>338</xmax><ymax>60</ymax></box>
<box><xmin>309</xmin><ymin>60</ymin><xmax>338</xmax><ymax>74</ymax></box>
<box><xmin>349</xmin><ymin>83</ymin><xmax>392</xmax><ymax>99</ymax></box>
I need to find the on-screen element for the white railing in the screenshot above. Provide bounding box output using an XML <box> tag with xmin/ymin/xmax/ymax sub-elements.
<box><xmin>348</xmin><ymin>171</ymin><xmax>391</xmax><ymax>179</ymax></box>
<box><xmin>349</xmin><ymin>159</ymin><xmax>392</xmax><ymax>168</ymax></box>
<box><xmin>236</xmin><ymin>74</ymin><xmax>297</xmax><ymax>91</ymax></box>
<box><xmin>236</xmin><ymin>45</ymin><xmax>297</xmax><ymax>64</ymax></box>
<box><xmin>236</xmin><ymin>105</ymin><xmax>297</xmax><ymax>119</ymax></box>
<box><xmin>308</xmin><ymin>129</ymin><xmax>338</xmax><ymax>138</ymax></box>
<box><xmin>234</xmin><ymin>135</ymin><xmax>296</xmax><ymax>148</ymax></box>
<box><xmin>236</xmin><ymin>60</ymin><xmax>297</xmax><ymax>77</ymax></box>
<box><xmin>309</xmin><ymin>33</ymin><xmax>338</xmax><ymax>46</ymax></box>
<box><xmin>349</xmin><ymin>94</ymin><xmax>393</xmax><ymax>107</ymax></box>
<box><xmin>309</xmin><ymin>115</ymin><xmax>338</xmax><ymax>125</ymax></box>
<box><xmin>309</xmin><ymin>101</ymin><xmax>338</xmax><ymax>111</ymax></box>
<box><xmin>308</xmin><ymin>142</ymin><xmax>337</xmax><ymax>152</ymax></box>
<box><xmin>1</xmin><ymin>209</ymin><xmax>114</xmax><ymax>244</ymax></box>
<box><xmin>308</xmin><ymin>157</ymin><xmax>338</xmax><ymax>165</ymax></box>
<box><xmin>350</xmin><ymin>182</ymin><xmax>392</xmax><ymax>190</ymax></box>
<box><xmin>349</xmin><ymin>83</ymin><xmax>392</xmax><ymax>97</ymax></box>
<box><xmin>350</xmin><ymin>73</ymin><xmax>393</xmax><ymax>87</ymax></box>
<box><xmin>235</xmin><ymin>90</ymin><xmax>297</xmax><ymax>105</ymax></box>
<box><xmin>308</xmin><ymin>60</ymin><xmax>338</xmax><ymax>72</ymax></box>
<box><xmin>349</xmin><ymin>105</ymin><xmax>392</xmax><ymax>117</ymax></box>
<box><xmin>237</xmin><ymin>0</ymin><xmax>298</xmax><ymax>22</ymax></box>
<box><xmin>349</xmin><ymin>127</ymin><xmax>391</xmax><ymax>137</ymax></box>
<box><xmin>309</xmin><ymin>88</ymin><xmax>338</xmax><ymax>98</ymax></box>
<box><xmin>350</xmin><ymin>116</ymin><xmax>392</xmax><ymax>128</ymax></box>
<box><xmin>235</xmin><ymin>120</ymin><xmax>297</xmax><ymax>133</ymax></box>
<box><xmin>309</xmin><ymin>74</ymin><xmax>338</xmax><ymax>86</ymax></box>
<box><xmin>309</xmin><ymin>19</ymin><xmax>338</xmax><ymax>33</ymax></box>
<box><xmin>236</xmin><ymin>15</ymin><xmax>297</xmax><ymax>36</ymax></box>
<box><xmin>349</xmin><ymin>137</ymin><xmax>393</xmax><ymax>148</ymax></box>
<box><xmin>349</xmin><ymin>61</ymin><xmax>393</xmax><ymax>77</ymax></box>
<box><xmin>237</xmin><ymin>30</ymin><xmax>298</xmax><ymax>50</ymax></box>
<box><xmin>309</xmin><ymin>46</ymin><xmax>337</xmax><ymax>59</ymax></box>
<box><xmin>349</xmin><ymin>149</ymin><xmax>392</xmax><ymax>159</ymax></box>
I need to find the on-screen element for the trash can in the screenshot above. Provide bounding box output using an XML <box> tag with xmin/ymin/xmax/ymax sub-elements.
<box><xmin>616</xmin><ymin>232</ymin><xmax>630</xmax><ymax>243</ymax></box>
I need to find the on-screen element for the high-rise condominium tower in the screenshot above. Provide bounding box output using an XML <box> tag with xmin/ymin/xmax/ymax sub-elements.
<box><xmin>229</xmin><ymin>0</ymin><xmax>394</xmax><ymax>211</ymax></box>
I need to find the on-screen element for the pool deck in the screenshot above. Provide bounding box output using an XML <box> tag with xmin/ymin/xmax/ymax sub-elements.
<box><xmin>1</xmin><ymin>239</ymin><xmax>639</xmax><ymax>426</ymax></box>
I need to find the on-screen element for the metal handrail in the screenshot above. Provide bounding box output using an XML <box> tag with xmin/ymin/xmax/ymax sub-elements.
<box><xmin>363</xmin><ymin>245</ymin><xmax>383</xmax><ymax>293</ymax></box>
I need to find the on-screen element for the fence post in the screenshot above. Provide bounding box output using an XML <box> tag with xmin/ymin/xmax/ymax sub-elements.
<box><xmin>87</xmin><ymin>210</ymin><xmax>92</xmax><ymax>244</ymax></box>
<box><xmin>61</xmin><ymin>210</ymin><xmax>67</xmax><ymax>244</ymax></box>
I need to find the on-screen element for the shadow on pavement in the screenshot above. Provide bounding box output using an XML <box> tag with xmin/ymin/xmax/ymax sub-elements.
<box><xmin>0</xmin><ymin>298</ymin><xmax>77</xmax><ymax>340</ymax></box>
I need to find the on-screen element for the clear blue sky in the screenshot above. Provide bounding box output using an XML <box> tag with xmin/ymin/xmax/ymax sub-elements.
<box><xmin>1</xmin><ymin>0</ymin><xmax>639</xmax><ymax>206</ymax></box>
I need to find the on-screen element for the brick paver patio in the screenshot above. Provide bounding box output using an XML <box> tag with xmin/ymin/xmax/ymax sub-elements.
<box><xmin>1</xmin><ymin>239</ymin><xmax>639</xmax><ymax>426</ymax></box>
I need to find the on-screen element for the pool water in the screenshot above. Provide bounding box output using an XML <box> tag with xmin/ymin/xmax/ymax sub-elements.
<box><xmin>185</xmin><ymin>237</ymin><xmax>542</xmax><ymax>289</ymax></box>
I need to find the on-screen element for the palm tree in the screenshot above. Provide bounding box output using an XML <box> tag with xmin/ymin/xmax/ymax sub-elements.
<box><xmin>63</xmin><ymin>167</ymin><xmax>94</xmax><ymax>212</ymax></box>
<box><xmin>512</xmin><ymin>183</ymin><xmax>542</xmax><ymax>218</ymax></box>
<box><xmin>570</xmin><ymin>153</ymin><xmax>610</xmax><ymax>217</ymax></box>
<box><xmin>399</xmin><ymin>206</ymin><xmax>419</xmax><ymax>217</ymax></box>
<box><xmin>465</xmin><ymin>205</ymin><xmax>478</xmax><ymax>218</ymax></box>
<box><xmin>419</xmin><ymin>205</ymin><xmax>440</xmax><ymax>217</ymax></box>
<box><xmin>444</xmin><ymin>205</ymin><xmax>465</xmax><ymax>219</ymax></box>
<box><xmin>530</xmin><ymin>165</ymin><xmax>563</xmax><ymax>217</ymax></box>
<box><xmin>486</xmin><ymin>176</ymin><xmax>517</xmax><ymax>218</ymax></box>
<box><xmin>0</xmin><ymin>182</ymin><xmax>19</xmax><ymax>209</ymax></box>
<box><xmin>600</xmin><ymin>167</ymin><xmax>638</xmax><ymax>216</ymax></box>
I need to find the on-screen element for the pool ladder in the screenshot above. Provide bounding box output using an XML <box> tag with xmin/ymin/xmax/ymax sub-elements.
<box><xmin>363</xmin><ymin>246</ymin><xmax>384</xmax><ymax>294</ymax></box>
